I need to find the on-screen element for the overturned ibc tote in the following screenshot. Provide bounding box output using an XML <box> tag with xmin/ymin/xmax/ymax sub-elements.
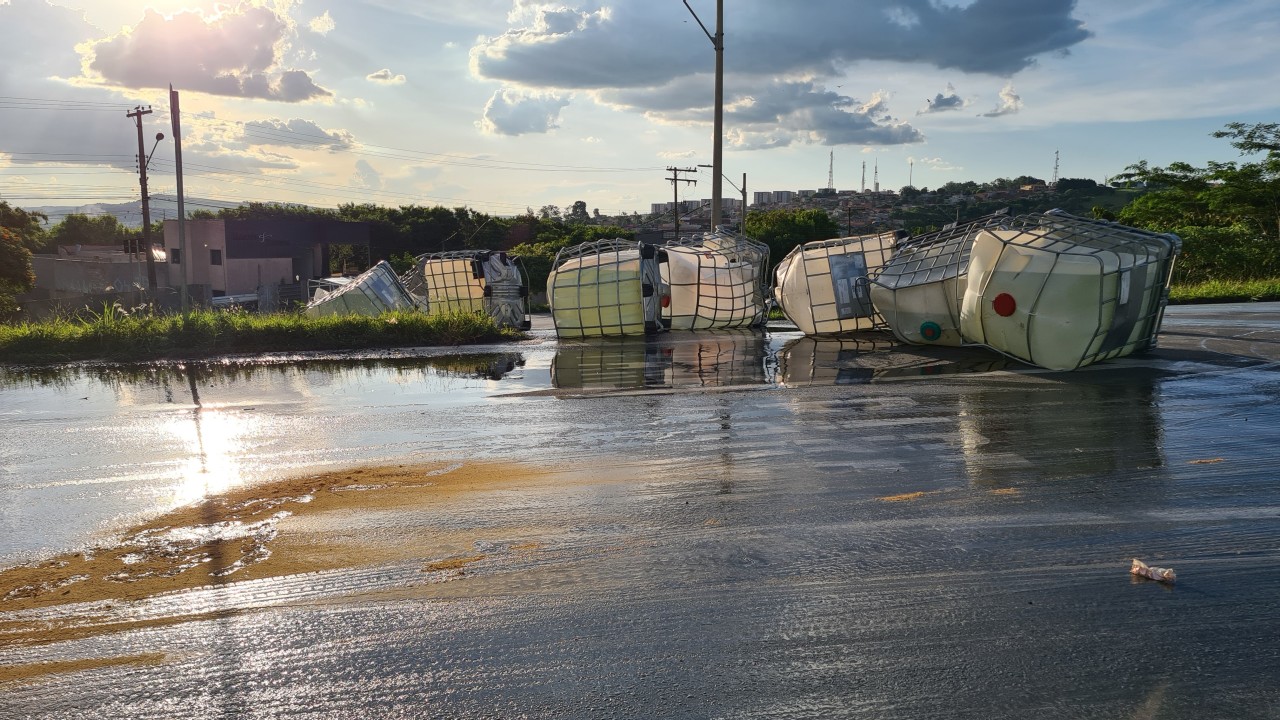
<box><xmin>773</xmin><ymin>230</ymin><xmax>905</xmax><ymax>335</ymax></box>
<box><xmin>400</xmin><ymin>250</ymin><xmax>531</xmax><ymax>330</ymax></box>
<box><xmin>548</xmin><ymin>229</ymin><xmax>770</xmax><ymax>338</ymax></box>
<box><xmin>869</xmin><ymin>210</ymin><xmax>1181</xmax><ymax>371</ymax></box>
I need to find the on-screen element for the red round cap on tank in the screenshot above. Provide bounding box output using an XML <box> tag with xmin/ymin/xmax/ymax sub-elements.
<box><xmin>993</xmin><ymin>293</ymin><xmax>1017</xmax><ymax>317</ymax></box>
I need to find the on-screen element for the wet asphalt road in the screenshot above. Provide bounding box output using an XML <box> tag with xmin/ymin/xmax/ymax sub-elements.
<box><xmin>2</xmin><ymin>304</ymin><xmax>1280</xmax><ymax>718</ymax></box>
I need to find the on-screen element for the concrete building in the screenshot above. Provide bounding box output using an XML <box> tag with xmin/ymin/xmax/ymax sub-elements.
<box><xmin>163</xmin><ymin>219</ymin><xmax>370</xmax><ymax>298</ymax></box>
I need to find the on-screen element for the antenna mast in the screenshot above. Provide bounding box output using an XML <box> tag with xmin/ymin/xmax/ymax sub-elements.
<box><xmin>827</xmin><ymin>150</ymin><xmax>834</xmax><ymax>190</ymax></box>
<box><xmin>1052</xmin><ymin>149</ymin><xmax>1060</xmax><ymax>186</ymax></box>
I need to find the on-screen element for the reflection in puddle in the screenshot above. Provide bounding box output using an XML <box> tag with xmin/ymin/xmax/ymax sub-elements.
<box><xmin>777</xmin><ymin>335</ymin><xmax>1012</xmax><ymax>386</ymax></box>
<box><xmin>956</xmin><ymin>369</ymin><xmax>1167</xmax><ymax>491</ymax></box>
<box><xmin>551</xmin><ymin>330</ymin><xmax>770</xmax><ymax>390</ymax></box>
<box><xmin>0</xmin><ymin>352</ymin><xmax>529</xmax><ymax>392</ymax></box>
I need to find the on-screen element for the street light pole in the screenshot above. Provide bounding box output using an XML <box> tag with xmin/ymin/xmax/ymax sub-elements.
<box><xmin>699</xmin><ymin>164</ymin><xmax>745</xmax><ymax>229</ymax></box>
<box><xmin>711</xmin><ymin>0</ymin><xmax>723</xmax><ymax>230</ymax></box>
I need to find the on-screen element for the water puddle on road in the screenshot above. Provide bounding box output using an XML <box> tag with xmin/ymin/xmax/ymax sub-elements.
<box><xmin>0</xmin><ymin>460</ymin><xmax>564</xmax><ymax>649</ymax></box>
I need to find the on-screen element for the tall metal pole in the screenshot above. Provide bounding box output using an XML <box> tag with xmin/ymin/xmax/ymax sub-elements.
<box><xmin>170</xmin><ymin>85</ymin><xmax>189</xmax><ymax>311</ymax></box>
<box><xmin>711</xmin><ymin>0</ymin><xmax>724</xmax><ymax>230</ymax></box>
<box><xmin>684</xmin><ymin>0</ymin><xmax>724</xmax><ymax>232</ymax></box>
<box><xmin>741</xmin><ymin>172</ymin><xmax>747</xmax><ymax>226</ymax></box>
<box><xmin>127</xmin><ymin>106</ymin><xmax>158</xmax><ymax>289</ymax></box>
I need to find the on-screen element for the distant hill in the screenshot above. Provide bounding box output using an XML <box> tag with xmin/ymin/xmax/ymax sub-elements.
<box><xmin>24</xmin><ymin>195</ymin><xmax>252</xmax><ymax>228</ymax></box>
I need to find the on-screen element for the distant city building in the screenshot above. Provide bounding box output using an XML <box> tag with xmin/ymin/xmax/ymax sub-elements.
<box><xmin>798</xmin><ymin>190</ymin><xmax>816</xmax><ymax>198</ymax></box>
<box><xmin>753</xmin><ymin>191</ymin><xmax>773</xmax><ymax>206</ymax></box>
<box><xmin>773</xmin><ymin>191</ymin><xmax>795</xmax><ymax>203</ymax></box>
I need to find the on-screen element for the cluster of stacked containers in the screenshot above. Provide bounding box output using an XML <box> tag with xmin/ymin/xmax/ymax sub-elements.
<box><xmin>777</xmin><ymin>209</ymin><xmax>1181</xmax><ymax>370</ymax></box>
<box><xmin>547</xmin><ymin>229</ymin><xmax>770</xmax><ymax>337</ymax></box>
<box><xmin>308</xmin><ymin>209</ymin><xmax>1179</xmax><ymax>373</ymax></box>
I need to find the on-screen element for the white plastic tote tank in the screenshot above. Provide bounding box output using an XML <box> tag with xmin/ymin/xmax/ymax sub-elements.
<box><xmin>405</xmin><ymin>251</ymin><xmax>531</xmax><ymax>330</ymax></box>
<box><xmin>549</xmin><ymin>240</ymin><xmax>662</xmax><ymax>338</ymax></box>
<box><xmin>870</xmin><ymin>212</ymin><xmax>1012</xmax><ymax>346</ymax></box>
<box><xmin>305</xmin><ymin>261</ymin><xmax>418</xmax><ymax>317</ymax></box>
<box><xmin>661</xmin><ymin>230</ymin><xmax>769</xmax><ymax>331</ymax></box>
<box><xmin>958</xmin><ymin>213</ymin><xmax>1179</xmax><ymax>370</ymax></box>
<box><xmin>773</xmin><ymin>231</ymin><xmax>900</xmax><ymax>335</ymax></box>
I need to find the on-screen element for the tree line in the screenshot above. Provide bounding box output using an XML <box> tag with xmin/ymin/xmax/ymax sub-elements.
<box><xmin>4</xmin><ymin>121</ymin><xmax>1279</xmax><ymax>314</ymax></box>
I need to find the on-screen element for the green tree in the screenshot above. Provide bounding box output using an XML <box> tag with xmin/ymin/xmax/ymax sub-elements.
<box><xmin>510</xmin><ymin>224</ymin><xmax>633</xmax><ymax>295</ymax></box>
<box><xmin>1213</xmin><ymin>121</ymin><xmax>1280</xmax><ymax>155</ymax></box>
<box><xmin>48</xmin><ymin>214</ymin><xmax>130</xmax><ymax>249</ymax></box>
<box><xmin>565</xmin><ymin>200</ymin><xmax>591</xmax><ymax>225</ymax></box>
<box><xmin>0</xmin><ymin>226</ymin><xmax>35</xmax><ymax>316</ymax></box>
<box><xmin>1056</xmin><ymin>178</ymin><xmax>1098</xmax><ymax>192</ymax></box>
<box><xmin>0</xmin><ymin>201</ymin><xmax>49</xmax><ymax>253</ymax></box>
<box><xmin>1116</xmin><ymin>122</ymin><xmax>1280</xmax><ymax>279</ymax></box>
<box><xmin>744</xmin><ymin>208</ymin><xmax>839</xmax><ymax>269</ymax></box>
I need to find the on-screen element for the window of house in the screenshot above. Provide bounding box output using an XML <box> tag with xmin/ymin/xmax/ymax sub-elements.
<box><xmin>210</xmin><ymin>249</ymin><xmax>223</xmax><ymax>266</ymax></box>
<box><xmin>170</xmin><ymin>248</ymin><xmax>181</xmax><ymax>264</ymax></box>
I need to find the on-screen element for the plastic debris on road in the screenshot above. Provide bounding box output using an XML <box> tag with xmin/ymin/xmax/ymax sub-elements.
<box><xmin>1131</xmin><ymin>558</ymin><xmax>1176</xmax><ymax>583</ymax></box>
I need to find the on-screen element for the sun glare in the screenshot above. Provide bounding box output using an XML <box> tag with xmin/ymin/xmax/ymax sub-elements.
<box><xmin>164</xmin><ymin>408</ymin><xmax>254</xmax><ymax>506</ymax></box>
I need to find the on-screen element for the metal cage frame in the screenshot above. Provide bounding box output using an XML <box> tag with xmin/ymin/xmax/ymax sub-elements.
<box><xmin>401</xmin><ymin>250</ymin><xmax>531</xmax><ymax>330</ymax></box>
<box><xmin>773</xmin><ymin>231</ymin><xmax>903</xmax><ymax>335</ymax></box>
<box><xmin>660</xmin><ymin>229</ymin><xmax>771</xmax><ymax>331</ymax></box>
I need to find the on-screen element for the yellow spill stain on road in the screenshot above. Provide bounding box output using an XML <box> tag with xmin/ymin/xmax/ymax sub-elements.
<box><xmin>0</xmin><ymin>460</ymin><xmax>562</xmax><ymax>649</ymax></box>
<box><xmin>1188</xmin><ymin>458</ymin><xmax>1225</xmax><ymax>465</ymax></box>
<box><xmin>424</xmin><ymin>555</ymin><xmax>488</xmax><ymax>573</ymax></box>
<box><xmin>878</xmin><ymin>491</ymin><xmax>929</xmax><ymax>502</ymax></box>
<box><xmin>0</xmin><ymin>653</ymin><xmax>166</xmax><ymax>686</ymax></box>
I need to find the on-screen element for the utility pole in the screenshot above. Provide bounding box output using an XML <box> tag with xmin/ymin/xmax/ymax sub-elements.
<box><xmin>127</xmin><ymin>106</ymin><xmax>158</xmax><ymax>289</ymax></box>
<box><xmin>683</xmin><ymin>0</ymin><xmax>724</xmax><ymax>230</ymax></box>
<box><xmin>667</xmin><ymin>166</ymin><xmax>697</xmax><ymax>239</ymax></box>
<box><xmin>740</xmin><ymin>172</ymin><xmax>747</xmax><ymax>227</ymax></box>
<box><xmin>170</xmin><ymin>85</ymin><xmax>189</xmax><ymax>311</ymax></box>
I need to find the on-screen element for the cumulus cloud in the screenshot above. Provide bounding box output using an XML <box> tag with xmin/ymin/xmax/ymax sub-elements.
<box><xmin>477</xmin><ymin>88</ymin><xmax>569</xmax><ymax>136</ymax></box>
<box><xmin>981</xmin><ymin>82</ymin><xmax>1023</xmax><ymax>117</ymax></box>
<box><xmin>366</xmin><ymin>68</ymin><xmax>407</xmax><ymax>85</ymax></box>
<box><xmin>351</xmin><ymin>159</ymin><xmax>382</xmax><ymax>190</ymax></box>
<box><xmin>308</xmin><ymin>11</ymin><xmax>336</xmax><ymax>36</ymax></box>
<box><xmin>918</xmin><ymin>83</ymin><xmax>968</xmax><ymax>114</ymax></box>
<box><xmin>242</xmin><ymin>118</ymin><xmax>356</xmax><ymax>149</ymax></box>
<box><xmin>913</xmin><ymin>156</ymin><xmax>963</xmax><ymax>172</ymax></box>
<box><xmin>0</xmin><ymin>0</ymin><xmax>97</xmax><ymax>79</ymax></box>
<box><xmin>84</xmin><ymin>6</ymin><xmax>331</xmax><ymax>102</ymax></box>
<box><xmin>604</xmin><ymin>80</ymin><xmax>921</xmax><ymax>149</ymax></box>
<box><xmin>468</xmin><ymin>0</ymin><xmax>1085</xmax><ymax>147</ymax></box>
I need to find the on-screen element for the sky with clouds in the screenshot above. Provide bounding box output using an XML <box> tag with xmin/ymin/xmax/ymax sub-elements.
<box><xmin>1</xmin><ymin>0</ymin><xmax>1278</xmax><ymax>218</ymax></box>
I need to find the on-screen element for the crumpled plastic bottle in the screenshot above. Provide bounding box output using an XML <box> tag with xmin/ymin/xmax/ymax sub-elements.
<box><xmin>1131</xmin><ymin>558</ymin><xmax>1176</xmax><ymax>583</ymax></box>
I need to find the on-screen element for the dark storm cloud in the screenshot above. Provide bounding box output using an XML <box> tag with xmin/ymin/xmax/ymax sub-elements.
<box><xmin>919</xmin><ymin>84</ymin><xmax>967</xmax><ymax>114</ymax></box>
<box><xmin>472</xmin><ymin>0</ymin><xmax>1090</xmax><ymax>88</ymax></box>
<box><xmin>86</xmin><ymin>6</ymin><xmax>331</xmax><ymax>102</ymax></box>
<box><xmin>470</xmin><ymin>0</ymin><xmax>1088</xmax><ymax>145</ymax></box>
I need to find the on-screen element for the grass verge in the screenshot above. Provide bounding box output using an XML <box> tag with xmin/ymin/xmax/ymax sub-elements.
<box><xmin>0</xmin><ymin>307</ymin><xmax>520</xmax><ymax>365</ymax></box>
<box><xmin>1169</xmin><ymin>279</ymin><xmax>1280</xmax><ymax>304</ymax></box>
